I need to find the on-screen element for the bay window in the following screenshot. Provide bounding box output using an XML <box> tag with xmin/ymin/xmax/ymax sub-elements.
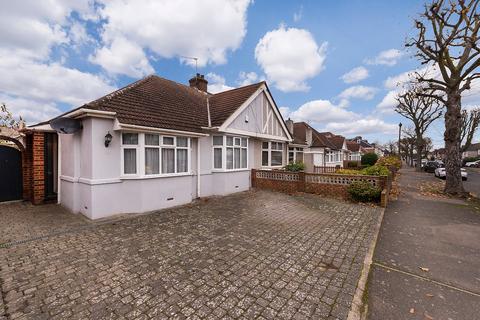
<box><xmin>121</xmin><ymin>132</ymin><xmax>190</xmax><ymax>177</ymax></box>
<box><xmin>212</xmin><ymin>135</ymin><xmax>248</xmax><ymax>170</ymax></box>
<box><xmin>262</xmin><ymin>141</ymin><xmax>284</xmax><ymax>167</ymax></box>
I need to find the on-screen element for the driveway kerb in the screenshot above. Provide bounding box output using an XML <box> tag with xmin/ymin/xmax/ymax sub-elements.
<box><xmin>347</xmin><ymin>206</ymin><xmax>386</xmax><ymax>320</ymax></box>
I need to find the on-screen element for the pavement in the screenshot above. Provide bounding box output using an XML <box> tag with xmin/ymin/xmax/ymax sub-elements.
<box><xmin>367</xmin><ymin>168</ymin><xmax>480</xmax><ymax>320</ymax></box>
<box><xmin>0</xmin><ymin>190</ymin><xmax>382</xmax><ymax>320</ymax></box>
<box><xmin>464</xmin><ymin>167</ymin><xmax>480</xmax><ymax>197</ymax></box>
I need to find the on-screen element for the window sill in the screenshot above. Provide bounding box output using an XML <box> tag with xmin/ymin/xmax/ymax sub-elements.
<box><xmin>120</xmin><ymin>172</ymin><xmax>194</xmax><ymax>180</ymax></box>
<box><xmin>212</xmin><ymin>168</ymin><xmax>250</xmax><ymax>173</ymax></box>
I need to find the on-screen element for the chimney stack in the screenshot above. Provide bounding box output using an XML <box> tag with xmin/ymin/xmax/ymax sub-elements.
<box><xmin>285</xmin><ymin>118</ymin><xmax>294</xmax><ymax>134</ymax></box>
<box><xmin>189</xmin><ymin>73</ymin><xmax>208</xmax><ymax>92</ymax></box>
<box><xmin>306</xmin><ymin>126</ymin><xmax>313</xmax><ymax>146</ymax></box>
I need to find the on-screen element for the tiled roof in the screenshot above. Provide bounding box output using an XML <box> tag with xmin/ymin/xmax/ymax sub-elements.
<box><xmin>52</xmin><ymin>75</ymin><xmax>266</xmax><ymax>134</ymax></box>
<box><xmin>346</xmin><ymin>141</ymin><xmax>360</xmax><ymax>152</ymax></box>
<box><xmin>318</xmin><ymin>132</ymin><xmax>345</xmax><ymax>150</ymax></box>
<box><xmin>290</xmin><ymin>122</ymin><xmax>346</xmax><ymax>149</ymax></box>
<box><xmin>465</xmin><ymin>142</ymin><xmax>480</xmax><ymax>151</ymax></box>
<box><xmin>209</xmin><ymin>82</ymin><xmax>264</xmax><ymax>127</ymax></box>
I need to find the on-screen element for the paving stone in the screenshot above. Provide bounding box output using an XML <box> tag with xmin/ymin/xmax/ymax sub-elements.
<box><xmin>0</xmin><ymin>190</ymin><xmax>381</xmax><ymax>319</ymax></box>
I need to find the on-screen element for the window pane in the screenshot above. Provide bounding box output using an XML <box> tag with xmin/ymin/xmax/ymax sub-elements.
<box><xmin>262</xmin><ymin>142</ymin><xmax>269</xmax><ymax>149</ymax></box>
<box><xmin>271</xmin><ymin>151</ymin><xmax>283</xmax><ymax>166</ymax></box>
<box><xmin>241</xmin><ymin>138</ymin><xmax>247</xmax><ymax>147</ymax></box>
<box><xmin>213</xmin><ymin>136</ymin><xmax>223</xmax><ymax>146</ymax></box>
<box><xmin>162</xmin><ymin>148</ymin><xmax>175</xmax><ymax>173</ymax></box>
<box><xmin>288</xmin><ymin>147</ymin><xmax>294</xmax><ymax>151</ymax></box>
<box><xmin>234</xmin><ymin>148</ymin><xmax>240</xmax><ymax>169</ymax></box>
<box><xmin>214</xmin><ymin>148</ymin><xmax>222</xmax><ymax>169</ymax></box>
<box><xmin>122</xmin><ymin>133</ymin><xmax>138</xmax><ymax>145</ymax></box>
<box><xmin>226</xmin><ymin>148</ymin><xmax>233</xmax><ymax>169</ymax></box>
<box><xmin>288</xmin><ymin>152</ymin><xmax>294</xmax><ymax>163</ymax></box>
<box><xmin>262</xmin><ymin>151</ymin><xmax>269</xmax><ymax>166</ymax></box>
<box><xmin>145</xmin><ymin>148</ymin><xmax>159</xmax><ymax>174</ymax></box>
<box><xmin>176</xmin><ymin>137</ymin><xmax>188</xmax><ymax>147</ymax></box>
<box><xmin>226</xmin><ymin>136</ymin><xmax>233</xmax><ymax>146</ymax></box>
<box><xmin>241</xmin><ymin>148</ymin><xmax>247</xmax><ymax>168</ymax></box>
<box><xmin>234</xmin><ymin>137</ymin><xmax>241</xmax><ymax>146</ymax></box>
<box><xmin>163</xmin><ymin>137</ymin><xmax>174</xmax><ymax>145</ymax></box>
<box><xmin>177</xmin><ymin>149</ymin><xmax>188</xmax><ymax>173</ymax></box>
<box><xmin>123</xmin><ymin>149</ymin><xmax>137</xmax><ymax>174</ymax></box>
<box><xmin>297</xmin><ymin>152</ymin><xmax>304</xmax><ymax>162</ymax></box>
<box><xmin>145</xmin><ymin>134</ymin><xmax>159</xmax><ymax>146</ymax></box>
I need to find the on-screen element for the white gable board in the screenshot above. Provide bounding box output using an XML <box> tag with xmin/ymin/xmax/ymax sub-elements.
<box><xmin>222</xmin><ymin>90</ymin><xmax>290</xmax><ymax>141</ymax></box>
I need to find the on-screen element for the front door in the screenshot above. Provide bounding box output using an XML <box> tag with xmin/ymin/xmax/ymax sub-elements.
<box><xmin>0</xmin><ymin>145</ymin><xmax>22</xmax><ymax>202</ymax></box>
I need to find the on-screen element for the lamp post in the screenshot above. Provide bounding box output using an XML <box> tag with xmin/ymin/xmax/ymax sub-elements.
<box><xmin>398</xmin><ymin>122</ymin><xmax>402</xmax><ymax>157</ymax></box>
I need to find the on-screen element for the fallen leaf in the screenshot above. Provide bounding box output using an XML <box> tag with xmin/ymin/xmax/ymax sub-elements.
<box><xmin>425</xmin><ymin>293</ymin><xmax>434</xmax><ymax>297</ymax></box>
<box><xmin>419</xmin><ymin>267</ymin><xmax>430</xmax><ymax>272</ymax></box>
<box><xmin>410</xmin><ymin>308</ymin><xmax>415</xmax><ymax>314</ymax></box>
<box><xmin>424</xmin><ymin>312</ymin><xmax>434</xmax><ymax>319</ymax></box>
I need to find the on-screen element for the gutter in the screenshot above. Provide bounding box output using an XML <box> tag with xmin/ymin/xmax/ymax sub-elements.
<box><xmin>206</xmin><ymin>97</ymin><xmax>212</xmax><ymax>128</ymax></box>
<box><xmin>197</xmin><ymin>139</ymin><xmax>201</xmax><ymax>198</ymax></box>
<box><xmin>113</xmin><ymin>120</ymin><xmax>209</xmax><ymax>137</ymax></box>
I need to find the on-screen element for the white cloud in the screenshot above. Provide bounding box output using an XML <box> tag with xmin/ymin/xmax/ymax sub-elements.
<box><xmin>255</xmin><ymin>26</ymin><xmax>327</xmax><ymax>92</ymax></box>
<box><xmin>237</xmin><ymin>71</ymin><xmax>261</xmax><ymax>86</ymax></box>
<box><xmin>94</xmin><ymin>0</ymin><xmax>251</xmax><ymax>74</ymax></box>
<box><xmin>325</xmin><ymin>118</ymin><xmax>397</xmax><ymax>135</ymax></box>
<box><xmin>365</xmin><ymin>49</ymin><xmax>404</xmax><ymax>66</ymax></box>
<box><xmin>340</xmin><ymin>66</ymin><xmax>369</xmax><ymax>84</ymax></box>
<box><xmin>338</xmin><ymin>85</ymin><xmax>377</xmax><ymax>101</ymax></box>
<box><xmin>206</xmin><ymin>73</ymin><xmax>235</xmax><ymax>94</ymax></box>
<box><xmin>90</xmin><ymin>37</ymin><xmax>154</xmax><ymax>77</ymax></box>
<box><xmin>69</xmin><ymin>21</ymin><xmax>93</xmax><ymax>47</ymax></box>
<box><xmin>0</xmin><ymin>94</ymin><xmax>61</xmax><ymax>124</ymax></box>
<box><xmin>289</xmin><ymin>100</ymin><xmax>358</xmax><ymax>123</ymax></box>
<box><xmin>376</xmin><ymin>90</ymin><xmax>399</xmax><ymax>113</ymax></box>
<box><xmin>279</xmin><ymin>106</ymin><xmax>291</xmax><ymax>119</ymax></box>
<box><xmin>293</xmin><ymin>6</ymin><xmax>303</xmax><ymax>22</ymax></box>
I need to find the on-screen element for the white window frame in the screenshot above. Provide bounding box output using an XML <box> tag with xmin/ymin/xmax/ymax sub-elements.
<box><xmin>262</xmin><ymin>141</ymin><xmax>284</xmax><ymax>168</ymax></box>
<box><xmin>212</xmin><ymin>135</ymin><xmax>249</xmax><ymax>172</ymax></box>
<box><xmin>120</xmin><ymin>132</ymin><xmax>191</xmax><ymax>179</ymax></box>
<box><xmin>288</xmin><ymin>147</ymin><xmax>304</xmax><ymax>163</ymax></box>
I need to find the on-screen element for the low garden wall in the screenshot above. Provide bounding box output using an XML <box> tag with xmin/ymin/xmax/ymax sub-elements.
<box><xmin>252</xmin><ymin>169</ymin><xmax>391</xmax><ymax>207</ymax></box>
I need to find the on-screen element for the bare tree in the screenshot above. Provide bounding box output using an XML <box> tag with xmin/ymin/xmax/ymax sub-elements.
<box><xmin>0</xmin><ymin>103</ymin><xmax>24</xmax><ymax>129</ymax></box>
<box><xmin>407</xmin><ymin>0</ymin><xmax>480</xmax><ymax>195</ymax></box>
<box><xmin>395</xmin><ymin>87</ymin><xmax>443</xmax><ymax>171</ymax></box>
<box><xmin>400</xmin><ymin>127</ymin><xmax>417</xmax><ymax>166</ymax></box>
<box><xmin>460</xmin><ymin>107</ymin><xmax>480</xmax><ymax>152</ymax></box>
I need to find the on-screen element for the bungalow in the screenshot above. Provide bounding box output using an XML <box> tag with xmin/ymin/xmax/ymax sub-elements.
<box><xmin>26</xmin><ymin>74</ymin><xmax>292</xmax><ymax>219</ymax></box>
<box><xmin>346</xmin><ymin>140</ymin><xmax>361</xmax><ymax>161</ymax></box>
<box><xmin>462</xmin><ymin>142</ymin><xmax>480</xmax><ymax>159</ymax></box>
<box><xmin>285</xmin><ymin>121</ymin><xmax>348</xmax><ymax>171</ymax></box>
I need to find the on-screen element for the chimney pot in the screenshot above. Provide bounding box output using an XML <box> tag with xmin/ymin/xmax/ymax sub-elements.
<box><xmin>189</xmin><ymin>73</ymin><xmax>208</xmax><ymax>92</ymax></box>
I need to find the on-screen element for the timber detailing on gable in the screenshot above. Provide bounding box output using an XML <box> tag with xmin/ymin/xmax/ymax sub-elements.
<box><xmin>261</xmin><ymin>94</ymin><xmax>286</xmax><ymax>138</ymax></box>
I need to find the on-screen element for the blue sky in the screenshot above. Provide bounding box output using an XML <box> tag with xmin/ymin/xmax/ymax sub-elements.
<box><xmin>1</xmin><ymin>0</ymin><xmax>469</xmax><ymax>147</ymax></box>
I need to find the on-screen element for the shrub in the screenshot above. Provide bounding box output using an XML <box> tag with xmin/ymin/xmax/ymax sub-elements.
<box><xmin>376</xmin><ymin>155</ymin><xmax>402</xmax><ymax>170</ymax></box>
<box><xmin>344</xmin><ymin>160</ymin><xmax>359</xmax><ymax>168</ymax></box>
<box><xmin>361</xmin><ymin>165</ymin><xmax>391</xmax><ymax>176</ymax></box>
<box><xmin>361</xmin><ymin>153</ymin><xmax>378</xmax><ymax>166</ymax></box>
<box><xmin>284</xmin><ymin>161</ymin><xmax>305</xmax><ymax>172</ymax></box>
<box><xmin>336</xmin><ymin>169</ymin><xmax>364</xmax><ymax>175</ymax></box>
<box><xmin>347</xmin><ymin>181</ymin><xmax>382</xmax><ymax>202</ymax></box>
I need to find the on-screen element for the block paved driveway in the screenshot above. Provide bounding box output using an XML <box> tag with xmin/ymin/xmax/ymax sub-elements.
<box><xmin>0</xmin><ymin>190</ymin><xmax>381</xmax><ymax>320</ymax></box>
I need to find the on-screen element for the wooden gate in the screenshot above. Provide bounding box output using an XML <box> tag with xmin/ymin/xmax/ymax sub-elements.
<box><xmin>0</xmin><ymin>145</ymin><xmax>23</xmax><ymax>202</ymax></box>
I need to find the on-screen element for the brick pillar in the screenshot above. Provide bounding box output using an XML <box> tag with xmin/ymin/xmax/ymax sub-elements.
<box><xmin>32</xmin><ymin>132</ymin><xmax>45</xmax><ymax>205</ymax></box>
<box><xmin>251</xmin><ymin>169</ymin><xmax>256</xmax><ymax>188</ymax></box>
<box><xmin>298</xmin><ymin>172</ymin><xmax>306</xmax><ymax>192</ymax></box>
<box><xmin>22</xmin><ymin>134</ymin><xmax>33</xmax><ymax>200</ymax></box>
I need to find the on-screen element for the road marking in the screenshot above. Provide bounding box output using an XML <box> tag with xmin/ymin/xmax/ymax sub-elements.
<box><xmin>373</xmin><ymin>261</ymin><xmax>480</xmax><ymax>298</ymax></box>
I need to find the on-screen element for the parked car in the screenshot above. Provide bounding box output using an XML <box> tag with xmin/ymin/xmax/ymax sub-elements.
<box><xmin>421</xmin><ymin>159</ymin><xmax>428</xmax><ymax>168</ymax></box>
<box><xmin>435</xmin><ymin>166</ymin><xmax>468</xmax><ymax>180</ymax></box>
<box><xmin>464</xmin><ymin>159</ymin><xmax>480</xmax><ymax>167</ymax></box>
<box><xmin>424</xmin><ymin>161</ymin><xmax>441</xmax><ymax>173</ymax></box>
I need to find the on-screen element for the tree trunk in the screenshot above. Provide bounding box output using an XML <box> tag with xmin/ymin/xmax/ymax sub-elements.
<box><xmin>415</xmin><ymin>131</ymin><xmax>423</xmax><ymax>172</ymax></box>
<box><xmin>444</xmin><ymin>90</ymin><xmax>465</xmax><ymax>196</ymax></box>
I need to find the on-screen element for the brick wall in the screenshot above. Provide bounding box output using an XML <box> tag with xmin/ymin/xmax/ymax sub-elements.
<box><xmin>22</xmin><ymin>132</ymin><xmax>45</xmax><ymax>204</ymax></box>
<box><xmin>252</xmin><ymin>169</ymin><xmax>390</xmax><ymax>207</ymax></box>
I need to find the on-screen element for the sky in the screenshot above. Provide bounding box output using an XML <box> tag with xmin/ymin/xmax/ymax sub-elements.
<box><xmin>1</xmin><ymin>0</ymin><xmax>478</xmax><ymax>147</ymax></box>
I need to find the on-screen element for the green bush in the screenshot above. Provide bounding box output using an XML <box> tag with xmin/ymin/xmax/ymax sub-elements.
<box><xmin>284</xmin><ymin>161</ymin><xmax>305</xmax><ymax>172</ymax></box>
<box><xmin>344</xmin><ymin>160</ymin><xmax>360</xmax><ymax>168</ymax></box>
<box><xmin>361</xmin><ymin>152</ymin><xmax>379</xmax><ymax>166</ymax></box>
<box><xmin>336</xmin><ymin>169</ymin><xmax>364</xmax><ymax>175</ymax></box>
<box><xmin>376</xmin><ymin>155</ymin><xmax>401</xmax><ymax>170</ymax></box>
<box><xmin>361</xmin><ymin>165</ymin><xmax>390</xmax><ymax>176</ymax></box>
<box><xmin>347</xmin><ymin>181</ymin><xmax>382</xmax><ymax>202</ymax></box>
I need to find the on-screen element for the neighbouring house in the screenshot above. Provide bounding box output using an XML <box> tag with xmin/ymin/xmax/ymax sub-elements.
<box><xmin>346</xmin><ymin>140</ymin><xmax>361</xmax><ymax>162</ymax></box>
<box><xmin>285</xmin><ymin>120</ymin><xmax>348</xmax><ymax>171</ymax></box>
<box><xmin>462</xmin><ymin>142</ymin><xmax>480</xmax><ymax>159</ymax></box>
<box><xmin>23</xmin><ymin>74</ymin><xmax>292</xmax><ymax>219</ymax></box>
<box><xmin>348</xmin><ymin>136</ymin><xmax>384</xmax><ymax>157</ymax></box>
